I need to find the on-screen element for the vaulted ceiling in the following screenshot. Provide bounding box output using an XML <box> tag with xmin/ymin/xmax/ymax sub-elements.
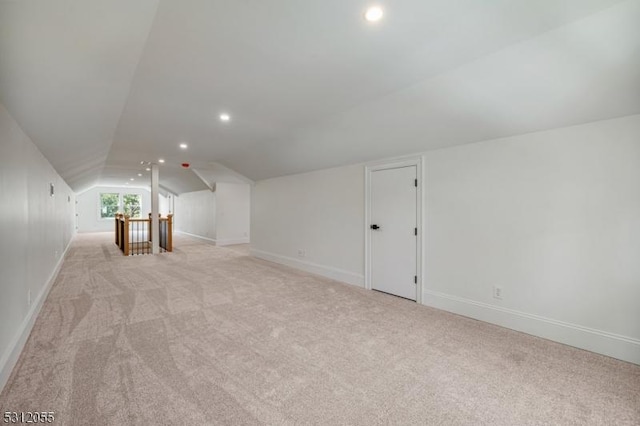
<box><xmin>1</xmin><ymin>0</ymin><xmax>639</xmax><ymax>194</ymax></box>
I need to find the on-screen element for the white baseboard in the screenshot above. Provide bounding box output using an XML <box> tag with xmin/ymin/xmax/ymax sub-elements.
<box><xmin>216</xmin><ymin>237</ymin><xmax>250</xmax><ymax>247</ymax></box>
<box><xmin>250</xmin><ymin>249</ymin><xmax>364</xmax><ymax>288</ymax></box>
<box><xmin>176</xmin><ymin>231</ymin><xmax>217</xmax><ymax>244</ymax></box>
<box><xmin>422</xmin><ymin>289</ymin><xmax>640</xmax><ymax>365</ymax></box>
<box><xmin>0</xmin><ymin>239</ymin><xmax>73</xmax><ymax>393</ymax></box>
<box><xmin>175</xmin><ymin>231</ymin><xmax>249</xmax><ymax>247</ymax></box>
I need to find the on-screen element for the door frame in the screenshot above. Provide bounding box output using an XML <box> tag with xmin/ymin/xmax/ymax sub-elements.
<box><xmin>364</xmin><ymin>155</ymin><xmax>424</xmax><ymax>304</ymax></box>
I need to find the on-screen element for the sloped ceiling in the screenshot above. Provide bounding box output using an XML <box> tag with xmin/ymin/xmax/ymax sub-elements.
<box><xmin>1</xmin><ymin>0</ymin><xmax>639</xmax><ymax>194</ymax></box>
<box><xmin>0</xmin><ymin>0</ymin><xmax>160</xmax><ymax>191</ymax></box>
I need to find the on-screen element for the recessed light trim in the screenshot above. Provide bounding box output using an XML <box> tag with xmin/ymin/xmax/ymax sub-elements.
<box><xmin>158</xmin><ymin>159</ymin><xmax>165</xmax><ymax>163</ymax></box>
<box><xmin>179</xmin><ymin>143</ymin><xmax>188</xmax><ymax>149</ymax></box>
<box><xmin>138</xmin><ymin>173</ymin><xmax>142</xmax><ymax>177</ymax></box>
<box><xmin>219</xmin><ymin>113</ymin><xmax>231</xmax><ymax>122</ymax></box>
<box><xmin>145</xmin><ymin>167</ymin><xmax>151</xmax><ymax>171</ymax></box>
<box><xmin>130</xmin><ymin>178</ymin><xmax>135</xmax><ymax>181</ymax></box>
<box><xmin>365</xmin><ymin>6</ymin><xmax>384</xmax><ymax>22</ymax></box>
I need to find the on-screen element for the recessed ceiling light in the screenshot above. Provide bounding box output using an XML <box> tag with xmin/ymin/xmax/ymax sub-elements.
<box><xmin>365</xmin><ymin>6</ymin><xmax>384</xmax><ymax>22</ymax></box>
<box><xmin>158</xmin><ymin>159</ymin><xmax>165</xmax><ymax>163</ymax></box>
<box><xmin>219</xmin><ymin>113</ymin><xmax>231</xmax><ymax>122</ymax></box>
<box><xmin>140</xmin><ymin>161</ymin><xmax>145</xmax><ymax>165</ymax></box>
<box><xmin>145</xmin><ymin>167</ymin><xmax>151</xmax><ymax>171</ymax></box>
<box><xmin>137</xmin><ymin>173</ymin><xmax>142</xmax><ymax>177</ymax></box>
<box><xmin>179</xmin><ymin>142</ymin><xmax>188</xmax><ymax>149</ymax></box>
<box><xmin>125</xmin><ymin>182</ymin><xmax>129</xmax><ymax>185</ymax></box>
<box><xmin>130</xmin><ymin>178</ymin><xmax>135</xmax><ymax>181</ymax></box>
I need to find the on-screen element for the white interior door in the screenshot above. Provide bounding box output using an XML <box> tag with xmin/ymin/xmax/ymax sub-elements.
<box><xmin>370</xmin><ymin>166</ymin><xmax>417</xmax><ymax>300</ymax></box>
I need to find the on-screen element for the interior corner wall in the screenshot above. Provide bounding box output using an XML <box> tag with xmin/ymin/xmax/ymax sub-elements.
<box><xmin>251</xmin><ymin>164</ymin><xmax>365</xmax><ymax>286</ymax></box>
<box><xmin>0</xmin><ymin>103</ymin><xmax>76</xmax><ymax>392</ymax></box>
<box><xmin>174</xmin><ymin>189</ymin><xmax>216</xmax><ymax>242</ymax></box>
<box><xmin>76</xmin><ymin>186</ymin><xmax>151</xmax><ymax>233</ymax></box>
<box><xmin>250</xmin><ymin>114</ymin><xmax>640</xmax><ymax>364</ymax></box>
<box><xmin>215</xmin><ymin>183</ymin><xmax>251</xmax><ymax>246</ymax></box>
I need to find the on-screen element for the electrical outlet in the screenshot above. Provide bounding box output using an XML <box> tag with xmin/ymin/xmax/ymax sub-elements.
<box><xmin>493</xmin><ymin>286</ymin><xmax>503</xmax><ymax>300</ymax></box>
<box><xmin>297</xmin><ymin>249</ymin><xmax>306</xmax><ymax>257</ymax></box>
<box><xmin>27</xmin><ymin>289</ymin><xmax>32</xmax><ymax>306</ymax></box>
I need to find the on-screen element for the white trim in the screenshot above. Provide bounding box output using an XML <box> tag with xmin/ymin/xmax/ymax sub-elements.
<box><xmin>364</xmin><ymin>155</ymin><xmax>424</xmax><ymax>303</ymax></box>
<box><xmin>216</xmin><ymin>238</ymin><xmax>250</xmax><ymax>246</ymax></box>
<box><xmin>191</xmin><ymin>168</ymin><xmax>215</xmax><ymax>191</ymax></box>
<box><xmin>209</xmin><ymin>162</ymin><xmax>255</xmax><ymax>185</ymax></box>
<box><xmin>422</xmin><ymin>289</ymin><xmax>640</xmax><ymax>365</ymax></box>
<box><xmin>175</xmin><ymin>231</ymin><xmax>249</xmax><ymax>247</ymax></box>
<box><xmin>151</xmin><ymin>164</ymin><xmax>160</xmax><ymax>254</ymax></box>
<box><xmin>251</xmin><ymin>249</ymin><xmax>364</xmax><ymax>287</ymax></box>
<box><xmin>0</xmin><ymin>239</ymin><xmax>73</xmax><ymax>393</ymax></box>
<box><xmin>176</xmin><ymin>230</ymin><xmax>217</xmax><ymax>244</ymax></box>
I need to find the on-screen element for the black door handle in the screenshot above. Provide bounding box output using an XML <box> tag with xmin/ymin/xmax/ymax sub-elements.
<box><xmin>370</xmin><ymin>224</ymin><xmax>380</xmax><ymax>230</ymax></box>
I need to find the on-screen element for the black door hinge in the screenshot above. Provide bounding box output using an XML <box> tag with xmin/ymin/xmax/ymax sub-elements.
<box><xmin>414</xmin><ymin>275</ymin><xmax>417</xmax><ymax>284</ymax></box>
<box><xmin>414</xmin><ymin>227</ymin><xmax>417</xmax><ymax>236</ymax></box>
<box><xmin>414</xmin><ymin>179</ymin><xmax>417</xmax><ymax>187</ymax></box>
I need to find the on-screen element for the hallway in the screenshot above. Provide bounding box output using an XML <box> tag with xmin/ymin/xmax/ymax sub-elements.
<box><xmin>1</xmin><ymin>233</ymin><xmax>638</xmax><ymax>425</ymax></box>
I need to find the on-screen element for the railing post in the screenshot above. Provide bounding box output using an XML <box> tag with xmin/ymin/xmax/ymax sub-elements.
<box><xmin>115</xmin><ymin>215</ymin><xmax>119</xmax><ymax>245</ymax></box>
<box><xmin>123</xmin><ymin>215</ymin><xmax>130</xmax><ymax>256</ymax></box>
<box><xmin>120</xmin><ymin>216</ymin><xmax>125</xmax><ymax>252</ymax></box>
<box><xmin>167</xmin><ymin>214</ymin><xmax>173</xmax><ymax>252</ymax></box>
<box><xmin>148</xmin><ymin>213</ymin><xmax>152</xmax><ymax>242</ymax></box>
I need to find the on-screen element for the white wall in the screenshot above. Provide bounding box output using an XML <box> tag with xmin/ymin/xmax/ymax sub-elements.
<box><xmin>159</xmin><ymin>193</ymin><xmax>174</xmax><ymax>216</ymax></box>
<box><xmin>216</xmin><ymin>183</ymin><xmax>250</xmax><ymax>245</ymax></box>
<box><xmin>423</xmin><ymin>114</ymin><xmax>640</xmax><ymax>363</ymax></box>
<box><xmin>0</xmin><ymin>103</ymin><xmax>76</xmax><ymax>391</ymax></box>
<box><xmin>76</xmin><ymin>186</ymin><xmax>151</xmax><ymax>233</ymax></box>
<box><xmin>175</xmin><ymin>185</ymin><xmax>250</xmax><ymax>246</ymax></box>
<box><xmin>250</xmin><ymin>115</ymin><xmax>640</xmax><ymax>364</ymax></box>
<box><xmin>174</xmin><ymin>189</ymin><xmax>216</xmax><ymax>241</ymax></box>
<box><xmin>251</xmin><ymin>164</ymin><xmax>365</xmax><ymax>285</ymax></box>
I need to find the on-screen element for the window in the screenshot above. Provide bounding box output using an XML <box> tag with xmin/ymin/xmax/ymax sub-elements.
<box><xmin>99</xmin><ymin>193</ymin><xmax>143</xmax><ymax>219</ymax></box>
<box><xmin>100</xmin><ymin>193</ymin><xmax>119</xmax><ymax>218</ymax></box>
<box><xmin>123</xmin><ymin>194</ymin><xmax>141</xmax><ymax>218</ymax></box>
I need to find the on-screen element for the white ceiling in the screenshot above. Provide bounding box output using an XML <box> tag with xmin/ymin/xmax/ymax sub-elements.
<box><xmin>1</xmin><ymin>0</ymin><xmax>638</xmax><ymax>194</ymax></box>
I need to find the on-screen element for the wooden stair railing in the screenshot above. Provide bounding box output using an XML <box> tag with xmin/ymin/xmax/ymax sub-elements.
<box><xmin>114</xmin><ymin>213</ymin><xmax>173</xmax><ymax>255</ymax></box>
<box><xmin>115</xmin><ymin>213</ymin><xmax>130</xmax><ymax>255</ymax></box>
<box><xmin>148</xmin><ymin>213</ymin><xmax>173</xmax><ymax>253</ymax></box>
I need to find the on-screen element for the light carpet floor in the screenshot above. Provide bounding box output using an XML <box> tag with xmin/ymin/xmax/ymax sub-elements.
<box><xmin>1</xmin><ymin>233</ymin><xmax>638</xmax><ymax>425</ymax></box>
